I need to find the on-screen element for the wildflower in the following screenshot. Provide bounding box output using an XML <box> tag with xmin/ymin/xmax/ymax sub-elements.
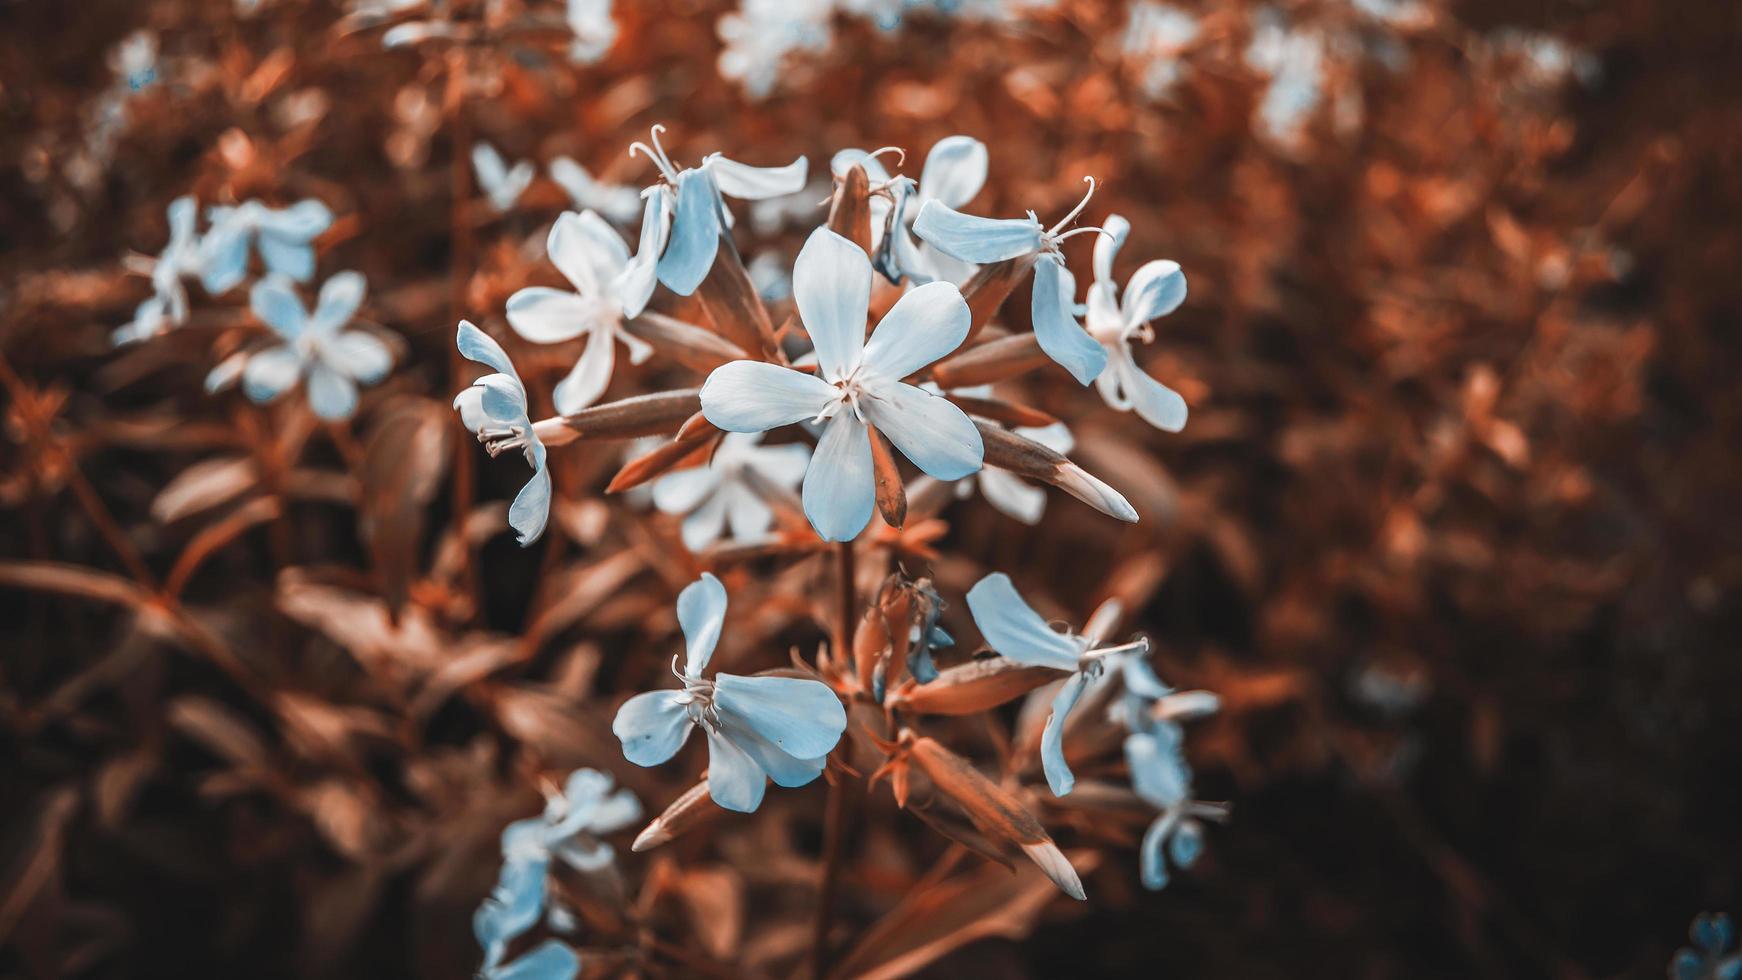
<box><xmin>1084</xmin><ymin>214</ymin><xmax>1190</xmax><ymax>431</ymax></box>
<box><xmin>1125</xmin><ymin>720</ymin><xmax>1206</xmax><ymax>890</ymax></box>
<box><xmin>114</xmin><ymin>196</ymin><xmax>201</xmax><ymax>345</ymax></box>
<box><xmin>716</xmin><ymin>1</ymin><xmax>834</xmax><ymax>99</ymax></box>
<box><xmin>502</xmin><ymin>768</ymin><xmax>642</xmax><ymax>875</ymax></box>
<box><xmin>912</xmin><ymin>178</ymin><xmax>1109</xmax><ymax>384</ymax></box>
<box><xmin>473</xmin><ymin>142</ymin><xmax>534</xmax><ymax>214</ymax></box>
<box><xmin>652</xmin><ymin>431</ymin><xmax>810</xmax><ymax>551</ymax></box>
<box><xmin>612</xmin><ymin>573</ymin><xmax>847</xmax><ymax>813</ymax></box>
<box><xmin>505</xmin><ymin>210</ymin><xmax>653</xmax><ymax>414</ymax></box>
<box><xmin>547</xmin><ymin>157</ymin><xmax>642</xmax><ymax>225</ymax></box>
<box><xmin>454</xmin><ymin>319</ymin><xmax>550</xmax><ymax>546</ymax></box>
<box><xmin>617</xmin><ymin>125</ymin><xmax>808</xmax><ymax>317</ymax></box>
<box><xmin>198</xmin><ymin>199</ymin><xmax>333</xmax><ymax>294</ymax></box>
<box><xmin>229</xmin><ymin>272</ymin><xmax>392</xmax><ymax>422</ymax></box>
<box><xmin>565</xmin><ymin>0</ymin><xmax>618</xmax><ymax>63</ymax></box>
<box><xmin>1672</xmin><ymin>913</ymin><xmax>1742</xmax><ymax>980</ymax></box>
<box><xmin>1121</xmin><ymin>2</ymin><xmax>1200</xmax><ymax>100</ymax></box>
<box><xmin>832</xmin><ymin>134</ymin><xmax>988</xmax><ymax>284</ymax></box>
<box><xmin>965</xmin><ymin>572</ymin><xmax>1163</xmax><ymax>796</ymax></box>
<box><xmin>699</xmin><ymin>228</ymin><xmax>983</xmax><ymax>542</ymax></box>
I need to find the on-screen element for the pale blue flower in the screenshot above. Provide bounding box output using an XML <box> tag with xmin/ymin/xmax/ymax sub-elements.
<box><xmin>612</xmin><ymin>573</ymin><xmax>847</xmax><ymax>813</ymax></box>
<box><xmin>1673</xmin><ymin>913</ymin><xmax>1742</xmax><ymax>980</ymax></box>
<box><xmin>548</xmin><ymin>157</ymin><xmax>643</xmax><ymax>225</ymax></box>
<box><xmin>617</xmin><ymin>125</ymin><xmax>808</xmax><ymax>316</ymax></box>
<box><xmin>454</xmin><ymin>320</ymin><xmax>550</xmax><ymax>546</ymax></box>
<box><xmin>1084</xmin><ymin>214</ymin><xmax>1189</xmax><ymax>431</ymax></box>
<box><xmin>1244</xmin><ymin>9</ymin><xmax>1325</xmax><ymax>144</ymax></box>
<box><xmin>699</xmin><ymin>228</ymin><xmax>982</xmax><ymax>542</ymax></box>
<box><xmin>473</xmin><ymin>142</ymin><xmax>535</xmax><ymax>214</ymax></box>
<box><xmin>566</xmin><ymin>0</ymin><xmax>618</xmax><ymax>63</ymax></box>
<box><xmin>198</xmin><ymin>199</ymin><xmax>333</xmax><ymax>294</ymax></box>
<box><xmin>832</xmin><ymin>135</ymin><xmax>987</xmax><ymax>285</ymax></box>
<box><xmin>965</xmin><ymin>572</ymin><xmax>1162</xmax><ymax>796</ymax></box>
<box><xmin>506</xmin><ymin>211</ymin><xmax>652</xmax><ymax>414</ymax></box>
<box><xmin>114</xmin><ymin>196</ymin><xmax>202</xmax><ymax>346</ymax></box>
<box><xmin>652</xmin><ymin>431</ymin><xmax>810</xmax><ymax>551</ymax></box>
<box><xmin>912</xmin><ymin>179</ymin><xmax>1109</xmax><ymax>384</ymax></box>
<box><xmin>224</xmin><ymin>272</ymin><xmax>392</xmax><ymax>422</ymax></box>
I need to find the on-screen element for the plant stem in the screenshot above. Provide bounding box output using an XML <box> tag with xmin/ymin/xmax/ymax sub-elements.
<box><xmin>443</xmin><ymin>46</ymin><xmax>481</xmax><ymax>616</ymax></box>
<box><xmin>811</xmin><ymin>540</ymin><xmax>858</xmax><ymax>978</ymax></box>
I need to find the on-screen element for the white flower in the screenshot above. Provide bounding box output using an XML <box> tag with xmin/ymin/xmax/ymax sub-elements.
<box><xmin>1084</xmin><ymin>214</ymin><xmax>1190</xmax><ymax>431</ymax></box>
<box><xmin>832</xmin><ymin>135</ymin><xmax>988</xmax><ymax>285</ymax></box>
<box><xmin>617</xmin><ymin>125</ymin><xmax>808</xmax><ymax>317</ymax></box>
<box><xmin>472</xmin><ymin>142</ymin><xmax>534</xmax><ymax>214</ymax></box>
<box><xmin>222</xmin><ymin>271</ymin><xmax>392</xmax><ymax>422</ymax></box>
<box><xmin>114</xmin><ymin>196</ymin><xmax>202</xmax><ymax>345</ymax></box>
<box><xmin>198</xmin><ymin>199</ymin><xmax>333</xmax><ymax>294</ymax></box>
<box><xmin>699</xmin><ymin>228</ymin><xmax>983</xmax><ymax>542</ymax></box>
<box><xmin>612</xmin><ymin>573</ymin><xmax>847</xmax><ymax>813</ymax></box>
<box><xmin>499</xmin><ymin>768</ymin><xmax>641</xmax><ymax>874</ymax></box>
<box><xmin>1122</xmin><ymin>2</ymin><xmax>1200</xmax><ymax>100</ymax></box>
<box><xmin>566</xmin><ymin>0</ymin><xmax>618</xmax><ymax>63</ymax></box>
<box><xmin>453</xmin><ymin>320</ymin><xmax>550</xmax><ymax>546</ymax></box>
<box><xmin>505</xmin><ymin>211</ymin><xmax>653</xmax><ymax>414</ymax></box>
<box><xmin>548</xmin><ymin>157</ymin><xmax>642</xmax><ymax>225</ymax></box>
<box><xmin>652</xmin><ymin>431</ymin><xmax>809</xmax><ymax>551</ymax></box>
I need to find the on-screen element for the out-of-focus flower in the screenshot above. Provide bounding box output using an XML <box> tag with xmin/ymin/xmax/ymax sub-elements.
<box><xmin>198</xmin><ymin>199</ymin><xmax>333</xmax><ymax>294</ymax></box>
<box><xmin>1245</xmin><ymin>8</ymin><xmax>1325</xmax><ymax>144</ymax></box>
<box><xmin>506</xmin><ymin>210</ymin><xmax>652</xmax><ymax>414</ymax></box>
<box><xmin>1672</xmin><ymin>913</ymin><xmax>1742</xmax><ymax>980</ymax></box>
<box><xmin>699</xmin><ymin>228</ymin><xmax>982</xmax><ymax>541</ymax></box>
<box><xmin>1121</xmin><ymin>2</ymin><xmax>1199</xmax><ymax>99</ymax></box>
<box><xmin>966</xmin><ymin>572</ymin><xmax>1165</xmax><ymax>796</ymax></box>
<box><xmin>454</xmin><ymin>320</ymin><xmax>550</xmax><ymax>546</ymax></box>
<box><xmin>501</xmin><ymin>768</ymin><xmax>641</xmax><ymax>875</ymax></box>
<box><xmin>223</xmin><ymin>272</ymin><xmax>391</xmax><ymax>422</ymax></box>
<box><xmin>746</xmin><ymin>250</ymin><xmax>792</xmax><ymax>300</ymax></box>
<box><xmin>473</xmin><ymin>142</ymin><xmax>535</xmax><ymax>214</ymax></box>
<box><xmin>1124</xmin><ymin>721</ymin><xmax>1204</xmax><ymax>890</ymax></box>
<box><xmin>1084</xmin><ymin>214</ymin><xmax>1189</xmax><ymax>431</ymax></box>
<box><xmin>833</xmin><ymin>134</ymin><xmax>987</xmax><ymax>284</ymax></box>
<box><xmin>548</xmin><ymin>157</ymin><xmax>642</xmax><ymax>225</ymax></box>
<box><xmin>612</xmin><ymin>573</ymin><xmax>847</xmax><ymax>813</ymax></box>
<box><xmin>652</xmin><ymin>431</ymin><xmax>809</xmax><ymax>551</ymax></box>
<box><xmin>109</xmin><ymin>30</ymin><xmax>158</xmax><ymax>91</ymax></box>
<box><xmin>114</xmin><ymin>196</ymin><xmax>202</xmax><ymax>345</ymax></box>
<box><xmin>717</xmin><ymin>0</ymin><xmax>834</xmax><ymax>99</ymax></box>
<box><xmin>913</xmin><ymin>179</ymin><xmax>1109</xmax><ymax>384</ymax></box>
<box><xmin>565</xmin><ymin>0</ymin><xmax>618</xmax><ymax>64</ymax></box>
<box><xmin>617</xmin><ymin>125</ymin><xmax>808</xmax><ymax>316</ymax></box>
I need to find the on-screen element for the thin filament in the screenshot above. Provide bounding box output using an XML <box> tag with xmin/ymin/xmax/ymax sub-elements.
<box><xmin>1046</xmin><ymin>176</ymin><xmax>1098</xmax><ymax>236</ymax></box>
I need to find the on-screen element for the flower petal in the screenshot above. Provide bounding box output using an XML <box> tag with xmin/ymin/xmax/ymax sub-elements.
<box><xmin>1040</xmin><ymin>670</ymin><xmax>1091</xmax><ymax>796</ymax></box>
<box><xmin>699</xmin><ymin>360</ymin><xmax>836</xmax><ymax>432</ymax></box>
<box><xmin>793</xmin><ymin>227</ymin><xmax>872</xmax><ymax>381</ymax></box>
<box><xmin>613</xmin><ymin>689</ymin><xmax>693</xmax><ymax>766</ymax></box>
<box><xmin>704</xmin><ymin>724</ymin><xmax>767</xmax><ymax>813</ymax></box>
<box><xmin>721</xmin><ymin>480</ymin><xmax>773</xmax><ymax>541</ymax></box>
<box><xmin>492</xmin><ymin>940</ymin><xmax>579</xmax><ymax>980</ymax></box>
<box><xmin>717</xmin><ymin>710</ymin><xmax>826</xmax><ymax>788</ymax></box>
<box><xmin>977</xmin><ymin>468</ymin><xmax>1047</xmax><ymax>525</ymax></box>
<box><xmin>552</xmin><ymin>332</ymin><xmax>616</xmax><ymax>414</ymax></box>
<box><xmin>917</xmin><ymin>135</ymin><xmax>988</xmax><ymax>210</ymax></box>
<box><xmin>310</xmin><ymin>270</ymin><xmax>365</xmax><ymax>334</ymax></box>
<box><xmin>508</xmin><ymin>457</ymin><xmax>551</xmax><ymax>546</ymax></box>
<box><xmin>242</xmin><ymin>346</ymin><xmax>302</xmax><ymax>403</ymax></box>
<box><xmin>712</xmin><ymin>673</ymin><xmax>846</xmax><ymax>760</ymax></box>
<box><xmin>1140</xmin><ymin>808</ymin><xmax>1183</xmax><ymax>891</ymax></box>
<box><xmin>911</xmin><ymin>200</ymin><xmax>1042</xmax><ymax>264</ymax></box>
<box><xmin>249</xmin><ymin>275</ymin><xmax>307</xmax><ymax>339</ymax></box>
<box><xmin>828</xmin><ymin>148</ymin><xmax>892</xmax><ymax>183</ymax></box>
<box><xmin>859</xmin><ymin>380</ymin><xmax>982</xmax><ymax>481</ymax></box>
<box><xmin>964</xmin><ymin>572</ymin><xmax>1084</xmax><ymax>671</ymax></box>
<box><xmin>747</xmin><ymin>441</ymin><xmax>810</xmax><ymax>487</ymax></box>
<box><xmin>257</xmin><ymin>198</ymin><xmax>333</xmax><ymax>240</ymax></box>
<box><xmin>457</xmin><ymin>319</ymin><xmax>515</xmax><ymax>376</ymax></box>
<box><xmin>704</xmin><ymin>153</ymin><xmax>808</xmax><ymax>200</ymax></box>
<box><xmin>197</xmin><ymin>217</ymin><xmax>251</xmax><ymax>294</ymax></box>
<box><xmin>617</xmin><ymin>188</ymin><xmax>670</xmax><ymax>318</ymax></box>
<box><xmin>548</xmin><ymin>209</ymin><xmax>629</xmax><ymax>296</ymax></box>
<box><xmin>1093</xmin><ymin>214</ymin><xmax>1131</xmax><ymax>286</ymax></box>
<box><xmin>802</xmin><ymin>414</ymin><xmax>875</xmax><ymax>542</ymax></box>
<box><xmin>859</xmin><ymin>280</ymin><xmax>970</xmax><ymax>381</ymax></box>
<box><xmin>1123</xmin><ymin>259</ymin><xmax>1187</xmax><ymax>327</ymax></box>
<box><xmin>257</xmin><ymin>235</ymin><xmax>317</xmax><ymax>284</ymax></box>
<box><xmin>677</xmin><ymin>572</ymin><xmax>728</xmax><ymax>678</ymax></box>
<box><xmin>324</xmin><ymin>331</ymin><xmax>393</xmax><ymax>385</ymax></box>
<box><xmin>504</xmin><ymin>287</ymin><xmax>594</xmax><ymax>345</ymax></box>
<box><xmin>679</xmin><ymin>491</ymin><xmax>729</xmax><ymax>551</ymax></box>
<box><xmin>306</xmin><ymin>363</ymin><xmax>360</xmax><ymax>420</ymax></box>
<box><xmin>1124</xmin><ymin>727</ymin><xmax>1190</xmax><ymax>808</ymax></box>
<box><xmin>651</xmin><ymin>465</ymin><xmax>720</xmax><ymax>515</ymax></box>
<box><xmin>1121</xmin><ymin>355</ymin><xmax>1189</xmax><ymax>432</ymax></box>
<box><xmin>1032</xmin><ymin>254</ymin><xmax>1107</xmax><ymax>385</ymax></box>
<box><xmin>655</xmin><ymin>169</ymin><xmax>721</xmax><ymax>296</ymax></box>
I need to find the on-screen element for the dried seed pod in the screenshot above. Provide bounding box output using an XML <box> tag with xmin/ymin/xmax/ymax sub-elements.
<box><xmin>945</xmin><ymin>393</ymin><xmax>1057</xmax><ymax>429</ymax></box>
<box><xmin>606</xmin><ymin>425</ymin><xmax>721</xmax><ymax>494</ymax></box>
<box><xmin>537</xmin><ymin>389</ymin><xmax>702</xmax><ymax>445</ymax></box>
<box><xmin>866</xmin><ymin>423</ymin><xmax>907</xmax><ymax>530</ymax></box>
<box><xmin>631</xmin><ymin>779</ymin><xmax>715</xmax><ymax>852</ymax></box>
<box><xmin>887</xmin><ymin>657</ymin><xmax>1064</xmax><ymax>716</ymax></box>
<box><xmin>958</xmin><ymin>253</ymin><xmax>1039</xmax><ymax>343</ymax></box>
<box><xmin>828</xmin><ymin>162</ymin><xmax>874</xmax><ymax>257</ymax></box>
<box><xmin>694</xmin><ymin>234</ymin><xmax>781</xmax><ymax>361</ymax></box>
<box><xmin>976</xmin><ymin>421</ymin><xmax>1138</xmax><ymax>522</ymax></box>
<box><xmin>622</xmin><ymin>312</ymin><xmax>748</xmax><ymax>374</ymax></box>
<box><xmin>930</xmin><ymin>332</ymin><xmax>1052</xmax><ymax>389</ymax></box>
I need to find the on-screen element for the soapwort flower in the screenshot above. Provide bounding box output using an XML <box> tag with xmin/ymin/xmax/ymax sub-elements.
<box><xmin>506</xmin><ymin>210</ymin><xmax>652</xmax><ymax>414</ymax></box>
<box><xmin>501</xmin><ymin>768</ymin><xmax>641</xmax><ymax>876</ymax></box>
<box><xmin>651</xmin><ymin>431</ymin><xmax>809</xmax><ymax>551</ymax></box>
<box><xmin>612</xmin><ymin>573</ymin><xmax>847</xmax><ymax>813</ymax></box>
<box><xmin>198</xmin><ymin>198</ymin><xmax>333</xmax><ymax>294</ymax></box>
<box><xmin>1084</xmin><ymin>215</ymin><xmax>1190</xmax><ymax>431</ymax></box>
<box><xmin>616</xmin><ymin>124</ymin><xmax>808</xmax><ymax>316</ymax></box>
<box><xmin>564</xmin><ymin>0</ymin><xmax>618</xmax><ymax>64</ymax></box>
<box><xmin>454</xmin><ymin>320</ymin><xmax>550</xmax><ymax>546</ymax></box>
<box><xmin>966</xmin><ymin>572</ymin><xmax>1165</xmax><ymax>796</ymax></box>
<box><xmin>913</xmin><ymin>178</ymin><xmax>1109</xmax><ymax>384</ymax></box>
<box><xmin>230</xmin><ymin>271</ymin><xmax>393</xmax><ymax>422</ymax></box>
<box><xmin>547</xmin><ymin>157</ymin><xmax>643</xmax><ymax>225</ymax></box>
<box><xmin>473</xmin><ymin>141</ymin><xmax>535</xmax><ymax>214</ymax></box>
<box><xmin>114</xmin><ymin>195</ymin><xmax>202</xmax><ymax>345</ymax></box>
<box><xmin>832</xmin><ymin>134</ymin><xmax>988</xmax><ymax>284</ymax></box>
<box><xmin>699</xmin><ymin>228</ymin><xmax>983</xmax><ymax>541</ymax></box>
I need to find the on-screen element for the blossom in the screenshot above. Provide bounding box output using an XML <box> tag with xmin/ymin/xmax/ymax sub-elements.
<box><xmin>652</xmin><ymin>431</ymin><xmax>810</xmax><ymax>551</ymax></box>
<box><xmin>832</xmin><ymin>134</ymin><xmax>987</xmax><ymax>284</ymax></box>
<box><xmin>228</xmin><ymin>272</ymin><xmax>392</xmax><ymax>421</ymax></box>
<box><xmin>612</xmin><ymin>573</ymin><xmax>847</xmax><ymax>813</ymax></box>
<box><xmin>565</xmin><ymin>0</ymin><xmax>618</xmax><ymax>63</ymax></box>
<box><xmin>1672</xmin><ymin>913</ymin><xmax>1742</xmax><ymax>980</ymax></box>
<box><xmin>198</xmin><ymin>198</ymin><xmax>333</xmax><ymax>294</ymax></box>
<box><xmin>505</xmin><ymin>210</ymin><xmax>652</xmax><ymax>414</ymax></box>
<box><xmin>473</xmin><ymin>142</ymin><xmax>534</xmax><ymax>214</ymax></box>
<box><xmin>1084</xmin><ymin>214</ymin><xmax>1190</xmax><ymax>431</ymax></box>
<box><xmin>699</xmin><ymin>228</ymin><xmax>983</xmax><ymax>542</ymax></box>
<box><xmin>965</xmin><ymin>572</ymin><xmax>1164</xmax><ymax>796</ymax></box>
<box><xmin>912</xmin><ymin>179</ymin><xmax>1109</xmax><ymax>384</ymax></box>
<box><xmin>548</xmin><ymin>157</ymin><xmax>643</xmax><ymax>225</ymax></box>
<box><xmin>1122</xmin><ymin>2</ymin><xmax>1200</xmax><ymax>100</ymax></box>
<box><xmin>454</xmin><ymin>320</ymin><xmax>550</xmax><ymax>546</ymax></box>
<box><xmin>617</xmin><ymin>125</ymin><xmax>808</xmax><ymax>317</ymax></box>
<box><xmin>501</xmin><ymin>768</ymin><xmax>642</xmax><ymax>876</ymax></box>
<box><xmin>1124</xmin><ymin>720</ymin><xmax>1205</xmax><ymax>890</ymax></box>
<box><xmin>114</xmin><ymin>196</ymin><xmax>202</xmax><ymax>345</ymax></box>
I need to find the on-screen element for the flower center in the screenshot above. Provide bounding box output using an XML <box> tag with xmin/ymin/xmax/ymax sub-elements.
<box><xmin>676</xmin><ymin>675</ymin><xmax>722</xmax><ymax>732</ymax></box>
<box><xmin>814</xmin><ymin>370</ymin><xmax>872</xmax><ymax>425</ymax></box>
<box><xmin>478</xmin><ymin>426</ymin><xmax>536</xmax><ymax>468</ymax></box>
